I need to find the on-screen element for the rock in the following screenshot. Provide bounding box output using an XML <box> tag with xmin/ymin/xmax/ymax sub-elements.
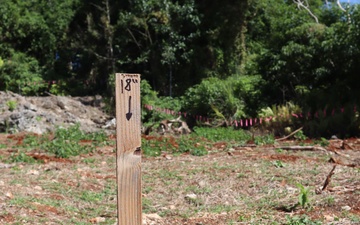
<box><xmin>198</xmin><ymin>180</ymin><xmax>206</xmax><ymax>188</ymax></box>
<box><xmin>23</xmin><ymin>102</ymin><xmax>37</xmax><ymax>111</ymax></box>
<box><xmin>5</xmin><ymin>192</ymin><xmax>13</xmax><ymax>199</ymax></box>
<box><xmin>143</xmin><ymin>213</ymin><xmax>163</xmax><ymax>225</ymax></box>
<box><xmin>0</xmin><ymin>91</ymin><xmax>113</xmax><ymax>134</ymax></box>
<box><xmin>185</xmin><ymin>193</ymin><xmax>198</xmax><ymax>202</ymax></box>
<box><xmin>27</xmin><ymin>170</ymin><xmax>40</xmax><ymax>175</ymax></box>
<box><xmin>145</xmin><ymin>214</ymin><xmax>162</xmax><ymax>220</ymax></box>
<box><xmin>324</xmin><ymin>214</ymin><xmax>334</xmax><ymax>222</ymax></box>
<box><xmin>89</xmin><ymin>217</ymin><xmax>106</xmax><ymax>223</ymax></box>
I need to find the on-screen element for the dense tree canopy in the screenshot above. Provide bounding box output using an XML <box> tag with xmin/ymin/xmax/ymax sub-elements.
<box><xmin>1</xmin><ymin>0</ymin><xmax>360</xmax><ymax>135</ymax></box>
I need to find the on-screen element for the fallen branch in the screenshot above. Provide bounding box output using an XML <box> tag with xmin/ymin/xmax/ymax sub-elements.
<box><xmin>321</xmin><ymin>165</ymin><xmax>336</xmax><ymax>191</ymax></box>
<box><xmin>275</xmin><ymin>127</ymin><xmax>303</xmax><ymax>141</ymax></box>
<box><xmin>276</xmin><ymin>145</ymin><xmax>327</xmax><ymax>152</ymax></box>
<box><xmin>329</xmin><ymin>155</ymin><xmax>360</xmax><ymax>168</ymax></box>
<box><xmin>341</xmin><ymin>140</ymin><xmax>354</xmax><ymax>150</ymax></box>
<box><xmin>327</xmin><ymin>185</ymin><xmax>360</xmax><ymax>194</ymax></box>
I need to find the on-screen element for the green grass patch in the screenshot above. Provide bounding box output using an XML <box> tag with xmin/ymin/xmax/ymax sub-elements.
<box><xmin>21</xmin><ymin>124</ymin><xmax>108</xmax><ymax>158</ymax></box>
<box><xmin>193</xmin><ymin>126</ymin><xmax>251</xmax><ymax>143</ymax></box>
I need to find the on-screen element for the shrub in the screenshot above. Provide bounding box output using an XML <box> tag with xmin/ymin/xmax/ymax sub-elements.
<box><xmin>258</xmin><ymin>102</ymin><xmax>302</xmax><ymax>136</ymax></box>
<box><xmin>181</xmin><ymin>77</ymin><xmax>245</xmax><ymax>121</ymax></box>
<box><xmin>303</xmin><ymin>103</ymin><xmax>360</xmax><ymax>138</ymax></box>
<box><xmin>0</xmin><ymin>50</ymin><xmax>45</xmax><ymax>95</ymax></box>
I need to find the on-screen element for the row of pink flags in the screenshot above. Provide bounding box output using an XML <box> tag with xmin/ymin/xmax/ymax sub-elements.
<box><xmin>144</xmin><ymin>104</ymin><xmax>358</xmax><ymax>127</ymax></box>
<box><xmin>20</xmin><ymin>80</ymin><xmax>90</xmax><ymax>86</ymax></box>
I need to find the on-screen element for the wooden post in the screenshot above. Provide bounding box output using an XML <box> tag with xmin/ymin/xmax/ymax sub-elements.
<box><xmin>115</xmin><ymin>73</ymin><xmax>142</xmax><ymax>225</ymax></box>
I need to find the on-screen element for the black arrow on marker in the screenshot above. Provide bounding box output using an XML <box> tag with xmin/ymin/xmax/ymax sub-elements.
<box><xmin>126</xmin><ymin>96</ymin><xmax>132</xmax><ymax>121</ymax></box>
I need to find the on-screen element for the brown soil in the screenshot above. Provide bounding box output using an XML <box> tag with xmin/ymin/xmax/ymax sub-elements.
<box><xmin>0</xmin><ymin>133</ymin><xmax>359</xmax><ymax>225</ymax></box>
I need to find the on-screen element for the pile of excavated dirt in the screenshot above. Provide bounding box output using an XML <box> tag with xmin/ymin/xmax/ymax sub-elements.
<box><xmin>0</xmin><ymin>91</ymin><xmax>114</xmax><ymax>134</ymax></box>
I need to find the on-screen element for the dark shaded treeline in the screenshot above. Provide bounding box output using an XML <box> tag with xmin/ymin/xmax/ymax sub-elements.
<box><xmin>1</xmin><ymin>0</ymin><xmax>360</xmax><ymax>123</ymax></box>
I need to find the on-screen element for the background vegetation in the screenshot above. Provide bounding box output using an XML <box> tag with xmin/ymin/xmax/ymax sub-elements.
<box><xmin>1</xmin><ymin>0</ymin><xmax>360</xmax><ymax>137</ymax></box>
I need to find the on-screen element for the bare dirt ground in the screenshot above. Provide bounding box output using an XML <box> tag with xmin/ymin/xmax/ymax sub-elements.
<box><xmin>0</xmin><ymin>133</ymin><xmax>359</xmax><ymax>225</ymax></box>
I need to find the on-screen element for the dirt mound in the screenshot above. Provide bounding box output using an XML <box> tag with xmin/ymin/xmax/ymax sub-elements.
<box><xmin>0</xmin><ymin>91</ymin><xmax>113</xmax><ymax>134</ymax></box>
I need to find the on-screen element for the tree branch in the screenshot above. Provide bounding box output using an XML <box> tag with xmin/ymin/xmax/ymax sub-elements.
<box><xmin>276</xmin><ymin>127</ymin><xmax>303</xmax><ymax>141</ymax></box>
<box><xmin>336</xmin><ymin>0</ymin><xmax>347</xmax><ymax>12</ymax></box>
<box><xmin>293</xmin><ymin>0</ymin><xmax>319</xmax><ymax>23</ymax></box>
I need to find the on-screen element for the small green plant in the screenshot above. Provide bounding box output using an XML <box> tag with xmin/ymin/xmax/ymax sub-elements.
<box><xmin>190</xmin><ymin>147</ymin><xmax>208</xmax><ymax>156</ymax></box>
<box><xmin>324</xmin><ymin>195</ymin><xmax>335</xmax><ymax>206</ymax></box>
<box><xmin>297</xmin><ymin>183</ymin><xmax>310</xmax><ymax>208</ymax></box>
<box><xmin>273</xmin><ymin>160</ymin><xmax>285</xmax><ymax>168</ymax></box>
<box><xmin>254</xmin><ymin>134</ymin><xmax>275</xmax><ymax>145</ymax></box>
<box><xmin>82</xmin><ymin>158</ymin><xmax>96</xmax><ymax>164</ymax></box>
<box><xmin>285</xmin><ymin>215</ymin><xmax>321</xmax><ymax>225</ymax></box>
<box><xmin>294</xmin><ymin>130</ymin><xmax>307</xmax><ymax>141</ymax></box>
<box><xmin>6</xmin><ymin>100</ymin><xmax>17</xmax><ymax>111</ymax></box>
<box><xmin>79</xmin><ymin>190</ymin><xmax>103</xmax><ymax>202</ymax></box>
<box><xmin>316</xmin><ymin>137</ymin><xmax>329</xmax><ymax>147</ymax></box>
<box><xmin>9</xmin><ymin>152</ymin><xmax>36</xmax><ymax>163</ymax></box>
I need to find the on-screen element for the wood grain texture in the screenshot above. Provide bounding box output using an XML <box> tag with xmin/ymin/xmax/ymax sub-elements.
<box><xmin>115</xmin><ymin>73</ymin><xmax>142</xmax><ymax>225</ymax></box>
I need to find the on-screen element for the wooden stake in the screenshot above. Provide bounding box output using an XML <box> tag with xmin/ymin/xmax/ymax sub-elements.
<box><xmin>115</xmin><ymin>73</ymin><xmax>142</xmax><ymax>225</ymax></box>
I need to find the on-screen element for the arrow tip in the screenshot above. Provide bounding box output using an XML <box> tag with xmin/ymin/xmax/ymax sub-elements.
<box><xmin>126</xmin><ymin>113</ymin><xmax>133</xmax><ymax>121</ymax></box>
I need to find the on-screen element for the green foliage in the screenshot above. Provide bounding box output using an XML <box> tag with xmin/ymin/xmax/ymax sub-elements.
<box><xmin>144</xmin><ymin>96</ymin><xmax>182</xmax><ymax>124</ymax></box>
<box><xmin>189</xmin><ymin>147</ymin><xmax>208</xmax><ymax>157</ymax></box>
<box><xmin>273</xmin><ymin>160</ymin><xmax>285</xmax><ymax>168</ymax></box>
<box><xmin>177</xmin><ymin>136</ymin><xmax>208</xmax><ymax>156</ymax></box>
<box><xmin>49</xmin><ymin>83</ymin><xmax>67</xmax><ymax>96</ymax></box>
<box><xmin>45</xmin><ymin>124</ymin><xmax>106</xmax><ymax>158</ymax></box>
<box><xmin>111</xmin><ymin>0</ymin><xmax>202</xmax><ymax>96</ymax></box>
<box><xmin>8</xmin><ymin>152</ymin><xmax>35</xmax><ymax>163</ymax></box>
<box><xmin>285</xmin><ymin>215</ymin><xmax>321</xmax><ymax>225</ymax></box>
<box><xmin>254</xmin><ymin>134</ymin><xmax>275</xmax><ymax>145</ymax></box>
<box><xmin>304</xmin><ymin>103</ymin><xmax>360</xmax><ymax>138</ymax></box>
<box><xmin>297</xmin><ymin>183</ymin><xmax>310</xmax><ymax>209</ymax></box>
<box><xmin>193</xmin><ymin>127</ymin><xmax>251</xmax><ymax>143</ymax></box>
<box><xmin>1</xmin><ymin>0</ymin><xmax>360</xmax><ymax>137</ymax></box>
<box><xmin>6</xmin><ymin>100</ymin><xmax>17</xmax><ymax>111</ymax></box>
<box><xmin>294</xmin><ymin>130</ymin><xmax>307</xmax><ymax>141</ymax></box>
<box><xmin>142</xmin><ymin>136</ymin><xmax>175</xmax><ymax>157</ymax></box>
<box><xmin>0</xmin><ymin>51</ymin><xmax>45</xmax><ymax>95</ymax></box>
<box><xmin>258</xmin><ymin>102</ymin><xmax>302</xmax><ymax>136</ymax></box>
<box><xmin>141</xmin><ymin>134</ymin><xmax>208</xmax><ymax>157</ymax></box>
<box><xmin>182</xmin><ymin>76</ymin><xmax>262</xmax><ymax>121</ymax></box>
<box><xmin>314</xmin><ymin>137</ymin><xmax>329</xmax><ymax>147</ymax></box>
<box><xmin>22</xmin><ymin>124</ymin><xmax>107</xmax><ymax>158</ymax></box>
<box><xmin>0</xmin><ymin>0</ymin><xmax>79</xmax><ymax>95</ymax></box>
